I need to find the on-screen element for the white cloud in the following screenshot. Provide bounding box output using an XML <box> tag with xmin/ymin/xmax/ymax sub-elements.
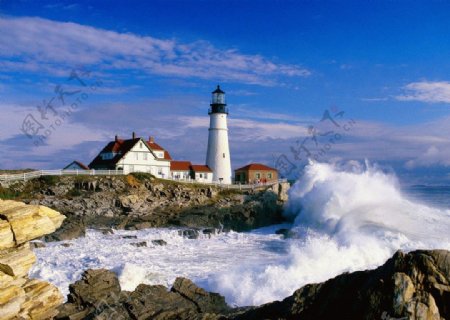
<box><xmin>396</xmin><ymin>81</ymin><xmax>450</xmax><ymax>103</ymax></box>
<box><xmin>405</xmin><ymin>146</ymin><xmax>450</xmax><ymax>168</ymax></box>
<box><xmin>0</xmin><ymin>16</ymin><xmax>310</xmax><ymax>86</ymax></box>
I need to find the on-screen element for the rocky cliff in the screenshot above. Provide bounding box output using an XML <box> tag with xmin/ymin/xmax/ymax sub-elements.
<box><xmin>0</xmin><ymin>199</ymin><xmax>66</xmax><ymax>320</ymax></box>
<box><xmin>2</xmin><ymin>175</ymin><xmax>289</xmax><ymax>241</ymax></box>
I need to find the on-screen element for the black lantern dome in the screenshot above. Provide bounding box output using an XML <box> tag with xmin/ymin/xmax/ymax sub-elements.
<box><xmin>209</xmin><ymin>85</ymin><xmax>228</xmax><ymax>114</ymax></box>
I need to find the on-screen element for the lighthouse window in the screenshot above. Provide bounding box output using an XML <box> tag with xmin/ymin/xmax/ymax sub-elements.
<box><xmin>223</xmin><ymin>153</ymin><xmax>225</xmax><ymax>158</ymax></box>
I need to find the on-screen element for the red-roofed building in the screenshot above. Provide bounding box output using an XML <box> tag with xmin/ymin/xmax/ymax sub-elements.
<box><xmin>190</xmin><ymin>164</ymin><xmax>213</xmax><ymax>183</ymax></box>
<box><xmin>170</xmin><ymin>161</ymin><xmax>213</xmax><ymax>182</ymax></box>
<box><xmin>89</xmin><ymin>133</ymin><xmax>171</xmax><ymax>177</ymax></box>
<box><xmin>234</xmin><ymin>163</ymin><xmax>278</xmax><ymax>184</ymax></box>
<box><xmin>170</xmin><ymin>161</ymin><xmax>192</xmax><ymax>180</ymax></box>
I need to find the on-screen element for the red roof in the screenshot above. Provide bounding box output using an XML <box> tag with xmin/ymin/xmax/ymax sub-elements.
<box><xmin>147</xmin><ymin>141</ymin><xmax>164</xmax><ymax>151</ymax></box>
<box><xmin>89</xmin><ymin>135</ymin><xmax>172</xmax><ymax>169</ymax></box>
<box><xmin>171</xmin><ymin>161</ymin><xmax>192</xmax><ymax>171</ymax></box>
<box><xmin>191</xmin><ymin>164</ymin><xmax>212</xmax><ymax>172</ymax></box>
<box><xmin>235</xmin><ymin>163</ymin><xmax>277</xmax><ymax>172</ymax></box>
<box><xmin>163</xmin><ymin>151</ymin><xmax>172</xmax><ymax>160</ymax></box>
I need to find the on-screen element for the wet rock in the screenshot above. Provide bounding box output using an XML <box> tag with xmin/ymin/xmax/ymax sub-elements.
<box><xmin>151</xmin><ymin>239</ymin><xmax>167</xmax><ymax>246</ymax></box>
<box><xmin>178</xmin><ymin>229</ymin><xmax>200</xmax><ymax>239</ymax></box>
<box><xmin>44</xmin><ymin>217</ymin><xmax>85</xmax><ymax>242</ymax></box>
<box><xmin>57</xmin><ymin>270</ymin><xmax>231</xmax><ymax>320</ymax></box>
<box><xmin>122</xmin><ymin>235</ymin><xmax>138</xmax><ymax>239</ymax></box>
<box><xmin>29</xmin><ymin>241</ymin><xmax>46</xmax><ymax>249</ymax></box>
<box><xmin>235</xmin><ymin>250</ymin><xmax>450</xmax><ymax>320</ymax></box>
<box><xmin>275</xmin><ymin>228</ymin><xmax>296</xmax><ymax>239</ymax></box>
<box><xmin>130</xmin><ymin>241</ymin><xmax>147</xmax><ymax>247</ymax></box>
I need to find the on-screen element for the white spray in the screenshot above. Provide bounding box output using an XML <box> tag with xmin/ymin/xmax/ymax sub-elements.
<box><xmin>210</xmin><ymin>161</ymin><xmax>450</xmax><ymax>306</ymax></box>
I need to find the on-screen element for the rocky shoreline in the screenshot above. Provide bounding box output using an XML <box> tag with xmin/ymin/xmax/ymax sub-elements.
<box><xmin>55</xmin><ymin>249</ymin><xmax>450</xmax><ymax>320</ymax></box>
<box><xmin>1</xmin><ymin>175</ymin><xmax>290</xmax><ymax>242</ymax></box>
<box><xmin>1</xmin><ymin>185</ymin><xmax>449</xmax><ymax>319</ymax></box>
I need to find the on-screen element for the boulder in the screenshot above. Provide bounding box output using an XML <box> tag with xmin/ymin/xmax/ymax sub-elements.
<box><xmin>0</xmin><ymin>199</ymin><xmax>65</xmax><ymax>319</ymax></box>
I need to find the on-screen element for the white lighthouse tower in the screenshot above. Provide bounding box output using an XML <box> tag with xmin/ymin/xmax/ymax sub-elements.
<box><xmin>206</xmin><ymin>85</ymin><xmax>232</xmax><ymax>184</ymax></box>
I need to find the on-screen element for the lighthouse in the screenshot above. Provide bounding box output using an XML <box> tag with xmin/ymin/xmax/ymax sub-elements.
<box><xmin>206</xmin><ymin>85</ymin><xmax>232</xmax><ymax>184</ymax></box>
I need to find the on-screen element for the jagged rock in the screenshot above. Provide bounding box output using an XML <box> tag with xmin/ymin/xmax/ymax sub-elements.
<box><xmin>30</xmin><ymin>241</ymin><xmax>46</xmax><ymax>249</ymax></box>
<box><xmin>171</xmin><ymin>277</ymin><xmax>230</xmax><ymax>314</ymax></box>
<box><xmin>179</xmin><ymin>229</ymin><xmax>200</xmax><ymax>239</ymax></box>
<box><xmin>0</xmin><ymin>219</ymin><xmax>15</xmax><ymax>250</ymax></box>
<box><xmin>57</xmin><ymin>270</ymin><xmax>231</xmax><ymax>320</ymax></box>
<box><xmin>44</xmin><ymin>217</ymin><xmax>85</xmax><ymax>242</ymax></box>
<box><xmin>67</xmin><ymin>269</ymin><xmax>121</xmax><ymax>307</ymax></box>
<box><xmin>5</xmin><ymin>176</ymin><xmax>288</xmax><ymax>239</ymax></box>
<box><xmin>0</xmin><ymin>243</ymin><xmax>36</xmax><ymax>278</ymax></box>
<box><xmin>18</xmin><ymin>279</ymin><xmax>64</xmax><ymax>320</ymax></box>
<box><xmin>0</xmin><ymin>200</ymin><xmax>65</xmax><ymax>244</ymax></box>
<box><xmin>130</xmin><ymin>241</ymin><xmax>147</xmax><ymax>247</ymax></box>
<box><xmin>235</xmin><ymin>250</ymin><xmax>450</xmax><ymax>320</ymax></box>
<box><xmin>0</xmin><ymin>200</ymin><xmax>65</xmax><ymax>320</ymax></box>
<box><xmin>152</xmin><ymin>239</ymin><xmax>167</xmax><ymax>246</ymax></box>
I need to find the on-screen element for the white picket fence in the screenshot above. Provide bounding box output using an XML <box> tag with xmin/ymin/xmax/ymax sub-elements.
<box><xmin>0</xmin><ymin>169</ymin><xmax>286</xmax><ymax>190</ymax></box>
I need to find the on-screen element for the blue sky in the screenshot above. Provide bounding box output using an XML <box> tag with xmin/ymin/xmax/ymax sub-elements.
<box><xmin>1</xmin><ymin>0</ymin><xmax>450</xmax><ymax>184</ymax></box>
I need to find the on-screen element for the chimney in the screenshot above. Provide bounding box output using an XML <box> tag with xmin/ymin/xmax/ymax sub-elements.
<box><xmin>149</xmin><ymin>136</ymin><xmax>154</xmax><ymax>143</ymax></box>
<box><xmin>132</xmin><ymin>132</ymin><xmax>136</xmax><ymax>139</ymax></box>
<box><xmin>115</xmin><ymin>135</ymin><xmax>118</xmax><ymax>142</ymax></box>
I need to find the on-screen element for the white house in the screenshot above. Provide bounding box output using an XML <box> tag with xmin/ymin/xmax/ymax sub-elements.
<box><xmin>170</xmin><ymin>161</ymin><xmax>213</xmax><ymax>183</ymax></box>
<box><xmin>191</xmin><ymin>165</ymin><xmax>213</xmax><ymax>183</ymax></box>
<box><xmin>170</xmin><ymin>161</ymin><xmax>192</xmax><ymax>180</ymax></box>
<box><xmin>89</xmin><ymin>133</ymin><xmax>172</xmax><ymax>177</ymax></box>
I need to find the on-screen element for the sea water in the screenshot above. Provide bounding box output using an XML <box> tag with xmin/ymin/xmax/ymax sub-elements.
<box><xmin>30</xmin><ymin>162</ymin><xmax>450</xmax><ymax>307</ymax></box>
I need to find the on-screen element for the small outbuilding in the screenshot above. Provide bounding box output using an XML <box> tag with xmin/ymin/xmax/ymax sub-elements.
<box><xmin>170</xmin><ymin>161</ymin><xmax>192</xmax><ymax>180</ymax></box>
<box><xmin>234</xmin><ymin>163</ymin><xmax>278</xmax><ymax>184</ymax></box>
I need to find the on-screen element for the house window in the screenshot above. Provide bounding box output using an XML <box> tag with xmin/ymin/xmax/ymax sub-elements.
<box><xmin>268</xmin><ymin>172</ymin><xmax>272</xmax><ymax>179</ymax></box>
<box><xmin>140</xmin><ymin>142</ymin><xmax>143</xmax><ymax>149</ymax></box>
<box><xmin>200</xmin><ymin>173</ymin><xmax>203</xmax><ymax>178</ymax></box>
<box><xmin>158</xmin><ymin>168</ymin><xmax>163</xmax><ymax>175</ymax></box>
<box><xmin>223</xmin><ymin>153</ymin><xmax>225</xmax><ymax>158</ymax></box>
<box><xmin>256</xmin><ymin>173</ymin><xmax>261</xmax><ymax>179</ymax></box>
<box><xmin>143</xmin><ymin>153</ymin><xmax>148</xmax><ymax>160</ymax></box>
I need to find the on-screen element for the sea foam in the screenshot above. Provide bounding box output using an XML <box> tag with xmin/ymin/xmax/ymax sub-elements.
<box><xmin>209</xmin><ymin>161</ymin><xmax>450</xmax><ymax>306</ymax></box>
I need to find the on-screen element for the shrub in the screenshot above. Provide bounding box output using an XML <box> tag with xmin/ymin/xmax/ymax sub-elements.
<box><xmin>130</xmin><ymin>172</ymin><xmax>155</xmax><ymax>182</ymax></box>
<box><xmin>38</xmin><ymin>175</ymin><xmax>60</xmax><ymax>186</ymax></box>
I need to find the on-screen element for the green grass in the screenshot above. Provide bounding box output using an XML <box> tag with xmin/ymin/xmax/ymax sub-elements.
<box><xmin>38</xmin><ymin>175</ymin><xmax>60</xmax><ymax>186</ymax></box>
<box><xmin>130</xmin><ymin>172</ymin><xmax>156</xmax><ymax>181</ymax></box>
<box><xmin>0</xmin><ymin>186</ymin><xmax>22</xmax><ymax>200</ymax></box>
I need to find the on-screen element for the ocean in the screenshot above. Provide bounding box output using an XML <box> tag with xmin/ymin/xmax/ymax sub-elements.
<box><xmin>30</xmin><ymin>162</ymin><xmax>450</xmax><ymax>307</ymax></box>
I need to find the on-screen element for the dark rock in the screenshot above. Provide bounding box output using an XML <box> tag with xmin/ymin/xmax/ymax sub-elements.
<box><xmin>122</xmin><ymin>235</ymin><xmax>138</xmax><ymax>239</ymax></box>
<box><xmin>152</xmin><ymin>239</ymin><xmax>167</xmax><ymax>246</ymax></box>
<box><xmin>171</xmin><ymin>277</ymin><xmax>230</xmax><ymax>314</ymax></box>
<box><xmin>67</xmin><ymin>269</ymin><xmax>122</xmax><ymax>306</ymax></box>
<box><xmin>57</xmin><ymin>269</ymin><xmax>231</xmax><ymax>320</ymax></box>
<box><xmin>60</xmin><ymin>242</ymin><xmax>72</xmax><ymax>247</ymax></box>
<box><xmin>234</xmin><ymin>250</ymin><xmax>450</xmax><ymax>320</ymax></box>
<box><xmin>178</xmin><ymin>229</ymin><xmax>200</xmax><ymax>239</ymax></box>
<box><xmin>275</xmin><ymin>228</ymin><xmax>296</xmax><ymax>239</ymax></box>
<box><xmin>130</xmin><ymin>241</ymin><xmax>147</xmax><ymax>247</ymax></box>
<box><xmin>44</xmin><ymin>216</ymin><xmax>86</xmax><ymax>242</ymax></box>
<box><xmin>30</xmin><ymin>241</ymin><xmax>46</xmax><ymax>249</ymax></box>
